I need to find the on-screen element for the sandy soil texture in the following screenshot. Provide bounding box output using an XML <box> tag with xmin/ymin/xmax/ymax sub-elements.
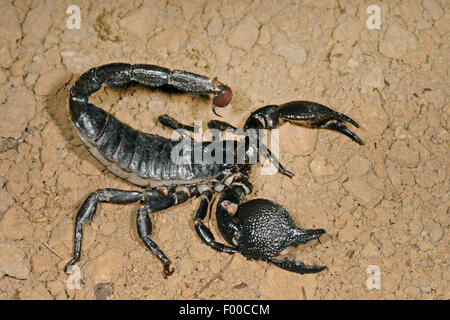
<box><xmin>0</xmin><ymin>0</ymin><xmax>448</xmax><ymax>300</ymax></box>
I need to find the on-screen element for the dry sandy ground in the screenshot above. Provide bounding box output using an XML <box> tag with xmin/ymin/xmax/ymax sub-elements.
<box><xmin>0</xmin><ymin>0</ymin><xmax>448</xmax><ymax>300</ymax></box>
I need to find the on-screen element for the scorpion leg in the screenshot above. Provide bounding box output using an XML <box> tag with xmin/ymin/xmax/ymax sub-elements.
<box><xmin>207</xmin><ymin>120</ymin><xmax>238</xmax><ymax>131</ymax></box>
<box><xmin>194</xmin><ymin>190</ymin><xmax>238</xmax><ymax>254</ymax></box>
<box><xmin>158</xmin><ymin>114</ymin><xmax>194</xmax><ymax>140</ymax></box>
<box><xmin>258</xmin><ymin>144</ymin><xmax>294</xmax><ymax>178</ymax></box>
<box><xmin>158</xmin><ymin>114</ymin><xmax>195</xmax><ymax>133</ymax></box>
<box><xmin>143</xmin><ymin>185</ymin><xmax>198</xmax><ymax>212</ymax></box>
<box><xmin>136</xmin><ymin>205</ymin><xmax>174</xmax><ymax>278</ymax></box>
<box><xmin>65</xmin><ymin>188</ymin><xmax>143</xmax><ymax>273</ymax></box>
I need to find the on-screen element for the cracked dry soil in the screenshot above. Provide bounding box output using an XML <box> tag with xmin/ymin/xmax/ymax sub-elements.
<box><xmin>0</xmin><ymin>0</ymin><xmax>448</xmax><ymax>300</ymax></box>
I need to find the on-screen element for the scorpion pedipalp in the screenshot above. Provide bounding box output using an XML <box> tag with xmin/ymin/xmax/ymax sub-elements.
<box><xmin>215</xmin><ymin>183</ymin><xmax>327</xmax><ymax>274</ymax></box>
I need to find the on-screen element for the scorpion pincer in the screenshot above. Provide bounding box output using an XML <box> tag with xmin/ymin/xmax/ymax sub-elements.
<box><xmin>65</xmin><ymin>63</ymin><xmax>363</xmax><ymax>278</ymax></box>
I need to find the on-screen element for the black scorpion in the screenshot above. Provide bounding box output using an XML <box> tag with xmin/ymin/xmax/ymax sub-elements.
<box><xmin>65</xmin><ymin>63</ymin><xmax>363</xmax><ymax>278</ymax></box>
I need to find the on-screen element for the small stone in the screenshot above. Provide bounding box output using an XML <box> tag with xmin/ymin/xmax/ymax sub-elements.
<box><xmin>379</xmin><ymin>25</ymin><xmax>418</xmax><ymax>59</ymax></box>
<box><xmin>19</xmin><ymin>282</ymin><xmax>52</xmax><ymax>300</ymax></box>
<box><xmin>0</xmin><ymin>188</ymin><xmax>14</xmax><ymax>213</ymax></box>
<box><xmin>60</xmin><ymin>29</ymin><xmax>88</xmax><ymax>43</ymax></box>
<box><xmin>86</xmin><ymin>248</ymin><xmax>124</xmax><ymax>284</ymax></box>
<box><xmin>387</xmin><ymin>140</ymin><xmax>420</xmax><ymax>168</ymax></box>
<box><xmin>34</xmin><ymin>69</ymin><xmax>71</xmax><ymax>96</ymax></box>
<box><xmin>361</xmin><ymin>66</ymin><xmax>384</xmax><ymax>93</ymax></box>
<box><xmin>150</xmin><ymin>28</ymin><xmax>188</xmax><ymax>53</ymax></box>
<box><xmin>207</xmin><ymin>17</ymin><xmax>223</xmax><ymax>37</ymax></box>
<box><xmin>47</xmin><ymin>279</ymin><xmax>65</xmax><ymax>297</ymax></box>
<box><xmin>403</xmin><ymin>52</ymin><xmax>427</xmax><ymax>67</ymax></box>
<box><xmin>408</xmin><ymin>220</ymin><xmax>423</xmax><ymax>236</ymax></box>
<box><xmin>54</xmin><ymin>292</ymin><xmax>68</xmax><ymax>300</ymax></box>
<box><xmin>429</xmin><ymin>226</ymin><xmax>443</xmax><ymax>243</ymax></box>
<box><xmin>435</xmin><ymin>13</ymin><xmax>450</xmax><ymax>35</ymax></box>
<box><xmin>361</xmin><ymin>241</ymin><xmax>379</xmax><ymax>257</ymax></box>
<box><xmin>258</xmin><ymin>25</ymin><xmax>271</xmax><ymax>45</ymax></box>
<box><xmin>386</xmin><ymin>166</ymin><xmax>402</xmax><ymax>186</ymax></box>
<box><xmin>394</xmin><ymin>127</ymin><xmax>408</xmax><ymax>139</ymax></box>
<box><xmin>99</xmin><ymin>222</ymin><xmax>117</xmax><ymax>236</ymax></box>
<box><xmin>423</xmin><ymin>89</ymin><xmax>446</xmax><ymax>109</ymax></box>
<box><xmin>423</xmin><ymin>0</ymin><xmax>443</xmax><ymax>20</ymax></box>
<box><xmin>0</xmin><ymin>2</ymin><xmax>22</xmax><ymax>44</ymax></box>
<box><xmin>343</xmin><ymin>178</ymin><xmax>383</xmax><ymax>208</ymax></box>
<box><xmin>228</xmin><ymin>16</ymin><xmax>260</xmax><ymax>51</ymax></box>
<box><xmin>119</xmin><ymin>8</ymin><xmax>158</xmax><ymax>38</ymax></box>
<box><xmin>0</xmin><ymin>206</ymin><xmax>34</xmax><ymax>241</ymax></box>
<box><xmin>272</xmin><ymin>42</ymin><xmax>307</xmax><ymax>66</ymax></box>
<box><xmin>260</xmin><ymin>267</ymin><xmax>318</xmax><ymax>299</ymax></box>
<box><xmin>381</xmin><ymin>240</ymin><xmax>395</xmax><ymax>258</ymax></box>
<box><xmin>333</xmin><ymin>18</ymin><xmax>361</xmax><ymax>42</ymax></box>
<box><xmin>0</xmin><ymin>88</ymin><xmax>36</xmax><ymax>139</ymax></box>
<box><xmin>312</xmin><ymin>24</ymin><xmax>322</xmax><ymax>40</ymax></box>
<box><xmin>0</xmin><ymin>243</ymin><xmax>30</xmax><ymax>279</ymax></box>
<box><xmin>22</xmin><ymin>8</ymin><xmax>52</xmax><ymax>45</ymax></box>
<box><xmin>94</xmin><ymin>283</ymin><xmax>114</xmax><ymax>300</ymax></box>
<box><xmin>309</xmin><ymin>156</ymin><xmax>334</xmax><ymax>177</ymax></box>
<box><xmin>338</xmin><ymin>223</ymin><xmax>359</xmax><ymax>242</ymax></box>
<box><xmin>31</xmin><ymin>255</ymin><xmax>55</xmax><ymax>274</ymax></box>
<box><xmin>233</xmin><ymin>282</ymin><xmax>248</xmax><ymax>289</ymax></box>
<box><xmin>0</xmin><ymin>69</ymin><xmax>6</xmax><ymax>84</ymax></box>
<box><xmin>415</xmin><ymin>167</ymin><xmax>437</xmax><ymax>189</ymax></box>
<box><xmin>61</xmin><ymin>51</ymin><xmax>94</xmax><ymax>74</ymax></box>
<box><xmin>279</xmin><ymin>125</ymin><xmax>317</xmax><ymax>156</ymax></box>
<box><xmin>398</xmin><ymin>0</ymin><xmax>422</xmax><ymax>22</ymax></box>
<box><xmin>345</xmin><ymin>155</ymin><xmax>370</xmax><ymax>177</ymax></box>
<box><xmin>180</xmin><ymin>1</ymin><xmax>197</xmax><ymax>20</ymax></box>
<box><xmin>417</xmin><ymin>240</ymin><xmax>433</xmax><ymax>251</ymax></box>
<box><xmin>48</xmin><ymin>218</ymin><xmax>76</xmax><ymax>254</ymax></box>
<box><xmin>80</xmin><ymin>159</ymin><xmax>101</xmax><ymax>176</ymax></box>
<box><xmin>0</xmin><ymin>45</ymin><xmax>12</xmax><ymax>69</ymax></box>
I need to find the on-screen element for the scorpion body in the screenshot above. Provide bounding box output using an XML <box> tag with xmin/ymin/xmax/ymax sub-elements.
<box><xmin>66</xmin><ymin>63</ymin><xmax>363</xmax><ymax>277</ymax></box>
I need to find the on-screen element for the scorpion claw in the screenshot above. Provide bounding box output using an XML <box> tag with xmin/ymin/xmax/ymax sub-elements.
<box><xmin>244</xmin><ymin>101</ymin><xmax>363</xmax><ymax>145</ymax></box>
<box><xmin>218</xmin><ymin>198</ymin><xmax>327</xmax><ymax>275</ymax></box>
<box><xmin>268</xmin><ymin>257</ymin><xmax>327</xmax><ymax>274</ymax></box>
<box><xmin>276</xmin><ymin>101</ymin><xmax>363</xmax><ymax>144</ymax></box>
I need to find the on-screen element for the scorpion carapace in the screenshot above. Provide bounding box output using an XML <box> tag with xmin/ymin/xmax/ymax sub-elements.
<box><xmin>65</xmin><ymin>63</ymin><xmax>362</xmax><ymax>278</ymax></box>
